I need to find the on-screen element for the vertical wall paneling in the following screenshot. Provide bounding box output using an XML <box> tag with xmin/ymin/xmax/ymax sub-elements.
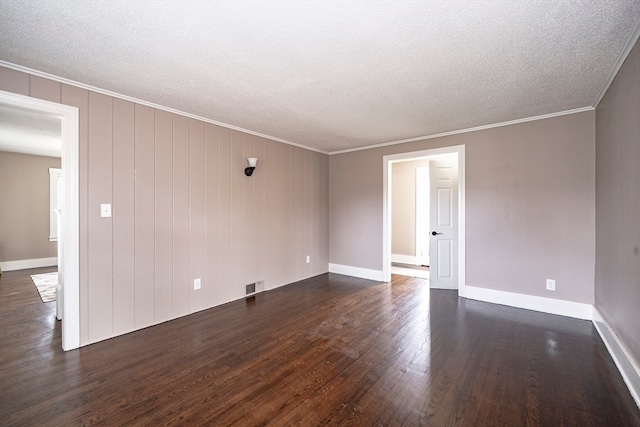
<box><xmin>1</xmin><ymin>65</ymin><xmax>330</xmax><ymax>347</ymax></box>
<box><xmin>204</xmin><ymin>124</ymin><xmax>219</xmax><ymax>307</ymax></box>
<box><xmin>318</xmin><ymin>153</ymin><xmax>324</xmax><ymax>274</ymax></box>
<box><xmin>0</xmin><ymin>67</ymin><xmax>29</xmax><ymax>95</ymax></box>
<box><xmin>87</xmin><ymin>92</ymin><xmax>113</xmax><ymax>343</ymax></box>
<box><xmin>291</xmin><ymin>147</ymin><xmax>299</xmax><ymax>280</ymax></box>
<box><xmin>270</xmin><ymin>141</ymin><xmax>280</xmax><ymax>288</ymax></box>
<box><xmin>322</xmin><ymin>155</ymin><xmax>328</xmax><ymax>269</ymax></box>
<box><xmin>302</xmin><ymin>149</ymin><xmax>309</xmax><ymax>277</ymax></box>
<box><xmin>274</xmin><ymin>143</ymin><xmax>287</xmax><ymax>287</ymax></box>
<box><xmin>112</xmin><ymin>98</ymin><xmax>135</xmax><ymax>335</ymax></box>
<box><xmin>301</xmin><ymin>150</ymin><xmax>308</xmax><ymax>278</ymax></box>
<box><xmin>243</xmin><ymin>134</ymin><xmax>255</xmax><ymax>287</ymax></box>
<box><xmin>189</xmin><ymin>119</ymin><xmax>205</xmax><ymax>313</ymax></box>
<box><xmin>253</xmin><ymin>137</ymin><xmax>265</xmax><ymax>284</ymax></box>
<box><xmin>154</xmin><ymin>110</ymin><xmax>173</xmax><ymax>322</ymax></box>
<box><xmin>320</xmin><ymin>154</ymin><xmax>328</xmax><ymax>271</ymax></box>
<box><xmin>231</xmin><ymin>130</ymin><xmax>244</xmax><ymax>299</ymax></box>
<box><xmin>301</xmin><ymin>150</ymin><xmax>313</xmax><ymax>278</ymax></box>
<box><xmin>292</xmin><ymin>148</ymin><xmax>302</xmax><ymax>281</ymax></box>
<box><xmin>283</xmin><ymin>144</ymin><xmax>293</xmax><ymax>286</ymax></box>
<box><xmin>29</xmin><ymin>75</ymin><xmax>60</xmax><ymax>103</ymax></box>
<box><xmin>172</xmin><ymin>114</ymin><xmax>190</xmax><ymax>317</ymax></box>
<box><xmin>134</xmin><ymin>104</ymin><xmax>155</xmax><ymax>329</ymax></box>
<box><xmin>311</xmin><ymin>154</ymin><xmax>328</xmax><ymax>274</ymax></box>
<box><xmin>262</xmin><ymin>139</ymin><xmax>275</xmax><ymax>289</ymax></box>
<box><xmin>313</xmin><ymin>152</ymin><xmax>319</xmax><ymax>275</ymax></box>
<box><xmin>61</xmin><ymin>83</ymin><xmax>90</xmax><ymax>345</ymax></box>
<box><xmin>288</xmin><ymin>147</ymin><xmax>296</xmax><ymax>282</ymax></box>
<box><xmin>298</xmin><ymin>148</ymin><xmax>306</xmax><ymax>278</ymax></box>
<box><xmin>217</xmin><ymin>128</ymin><xmax>233</xmax><ymax>303</ymax></box>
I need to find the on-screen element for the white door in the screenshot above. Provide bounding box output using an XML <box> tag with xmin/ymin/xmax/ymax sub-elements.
<box><xmin>429</xmin><ymin>158</ymin><xmax>458</xmax><ymax>288</ymax></box>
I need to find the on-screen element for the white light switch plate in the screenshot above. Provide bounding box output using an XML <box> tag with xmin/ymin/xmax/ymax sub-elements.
<box><xmin>100</xmin><ymin>204</ymin><xmax>111</xmax><ymax>218</ymax></box>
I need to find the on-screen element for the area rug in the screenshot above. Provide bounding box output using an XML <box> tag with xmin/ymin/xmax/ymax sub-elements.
<box><xmin>31</xmin><ymin>272</ymin><xmax>58</xmax><ymax>303</ymax></box>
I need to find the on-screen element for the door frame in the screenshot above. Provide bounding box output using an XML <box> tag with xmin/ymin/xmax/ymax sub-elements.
<box><xmin>415</xmin><ymin>165</ymin><xmax>429</xmax><ymax>267</ymax></box>
<box><xmin>0</xmin><ymin>90</ymin><xmax>80</xmax><ymax>350</ymax></box>
<box><xmin>383</xmin><ymin>145</ymin><xmax>466</xmax><ymax>297</ymax></box>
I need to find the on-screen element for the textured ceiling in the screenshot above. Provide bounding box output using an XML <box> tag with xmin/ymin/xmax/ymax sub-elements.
<box><xmin>1</xmin><ymin>1</ymin><xmax>639</xmax><ymax>153</ymax></box>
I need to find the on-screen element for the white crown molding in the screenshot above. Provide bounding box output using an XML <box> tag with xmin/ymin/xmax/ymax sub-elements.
<box><xmin>0</xmin><ymin>61</ymin><xmax>329</xmax><ymax>155</ymax></box>
<box><xmin>329</xmin><ymin>106</ymin><xmax>595</xmax><ymax>155</ymax></box>
<box><xmin>9</xmin><ymin>55</ymin><xmax>627</xmax><ymax>156</ymax></box>
<box><xmin>593</xmin><ymin>20</ymin><xmax>640</xmax><ymax>108</ymax></box>
<box><xmin>592</xmin><ymin>307</ymin><xmax>640</xmax><ymax>409</ymax></box>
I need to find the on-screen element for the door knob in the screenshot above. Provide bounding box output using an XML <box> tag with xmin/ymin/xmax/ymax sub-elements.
<box><xmin>431</xmin><ymin>231</ymin><xmax>442</xmax><ymax>236</ymax></box>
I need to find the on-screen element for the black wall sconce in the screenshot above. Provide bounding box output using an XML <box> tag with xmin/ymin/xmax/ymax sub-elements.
<box><xmin>245</xmin><ymin>157</ymin><xmax>258</xmax><ymax>176</ymax></box>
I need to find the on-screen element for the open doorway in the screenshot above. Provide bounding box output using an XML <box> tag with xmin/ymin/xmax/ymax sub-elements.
<box><xmin>389</xmin><ymin>159</ymin><xmax>431</xmax><ymax>280</ymax></box>
<box><xmin>0</xmin><ymin>90</ymin><xmax>80</xmax><ymax>350</ymax></box>
<box><xmin>383</xmin><ymin>145</ymin><xmax>466</xmax><ymax>295</ymax></box>
<box><xmin>390</xmin><ymin>154</ymin><xmax>457</xmax><ymax>285</ymax></box>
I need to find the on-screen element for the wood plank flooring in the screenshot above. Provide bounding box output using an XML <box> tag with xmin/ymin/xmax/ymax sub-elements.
<box><xmin>1</xmin><ymin>268</ymin><xmax>638</xmax><ymax>426</ymax></box>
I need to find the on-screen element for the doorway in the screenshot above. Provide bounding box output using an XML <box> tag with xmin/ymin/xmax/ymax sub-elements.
<box><xmin>0</xmin><ymin>90</ymin><xmax>80</xmax><ymax>350</ymax></box>
<box><xmin>383</xmin><ymin>145</ymin><xmax>466</xmax><ymax>296</ymax></box>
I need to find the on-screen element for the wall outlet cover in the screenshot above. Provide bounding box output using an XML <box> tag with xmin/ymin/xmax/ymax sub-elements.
<box><xmin>546</xmin><ymin>279</ymin><xmax>556</xmax><ymax>291</ymax></box>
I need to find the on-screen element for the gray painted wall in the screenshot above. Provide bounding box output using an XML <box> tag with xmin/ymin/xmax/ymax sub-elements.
<box><xmin>595</xmin><ymin>39</ymin><xmax>640</xmax><ymax>366</ymax></box>
<box><xmin>0</xmin><ymin>151</ymin><xmax>60</xmax><ymax>262</ymax></box>
<box><xmin>391</xmin><ymin>159</ymin><xmax>429</xmax><ymax>257</ymax></box>
<box><xmin>330</xmin><ymin>111</ymin><xmax>596</xmax><ymax>304</ymax></box>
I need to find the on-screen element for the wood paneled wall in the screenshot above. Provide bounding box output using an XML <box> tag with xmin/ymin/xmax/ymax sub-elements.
<box><xmin>0</xmin><ymin>66</ymin><xmax>330</xmax><ymax>346</ymax></box>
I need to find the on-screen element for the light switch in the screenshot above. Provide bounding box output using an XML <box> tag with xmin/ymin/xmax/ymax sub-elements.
<box><xmin>100</xmin><ymin>204</ymin><xmax>112</xmax><ymax>218</ymax></box>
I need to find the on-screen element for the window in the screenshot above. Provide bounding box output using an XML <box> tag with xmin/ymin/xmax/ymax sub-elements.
<box><xmin>49</xmin><ymin>168</ymin><xmax>62</xmax><ymax>242</ymax></box>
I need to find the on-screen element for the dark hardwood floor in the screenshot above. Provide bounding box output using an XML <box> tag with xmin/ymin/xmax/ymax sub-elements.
<box><xmin>1</xmin><ymin>268</ymin><xmax>638</xmax><ymax>426</ymax></box>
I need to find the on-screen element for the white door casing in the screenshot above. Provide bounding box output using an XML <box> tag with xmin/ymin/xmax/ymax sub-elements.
<box><xmin>383</xmin><ymin>145</ymin><xmax>465</xmax><ymax>296</ymax></box>
<box><xmin>415</xmin><ymin>166</ymin><xmax>429</xmax><ymax>266</ymax></box>
<box><xmin>429</xmin><ymin>158</ymin><xmax>458</xmax><ymax>289</ymax></box>
<box><xmin>0</xmin><ymin>90</ymin><xmax>80</xmax><ymax>351</ymax></box>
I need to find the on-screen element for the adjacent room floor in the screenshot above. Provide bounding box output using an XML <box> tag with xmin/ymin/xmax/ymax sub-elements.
<box><xmin>391</xmin><ymin>262</ymin><xmax>430</xmax><ymax>280</ymax></box>
<box><xmin>1</xmin><ymin>267</ymin><xmax>638</xmax><ymax>426</ymax></box>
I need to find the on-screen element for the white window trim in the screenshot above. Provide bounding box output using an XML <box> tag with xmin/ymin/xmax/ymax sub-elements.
<box><xmin>49</xmin><ymin>167</ymin><xmax>62</xmax><ymax>242</ymax></box>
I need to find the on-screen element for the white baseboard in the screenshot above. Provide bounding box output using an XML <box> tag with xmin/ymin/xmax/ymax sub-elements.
<box><xmin>431</xmin><ymin>283</ymin><xmax>457</xmax><ymax>290</ymax></box>
<box><xmin>391</xmin><ymin>254</ymin><xmax>423</xmax><ymax>265</ymax></box>
<box><xmin>463</xmin><ymin>284</ymin><xmax>593</xmax><ymax>320</ymax></box>
<box><xmin>329</xmin><ymin>263</ymin><xmax>385</xmax><ymax>282</ymax></box>
<box><xmin>0</xmin><ymin>257</ymin><xmax>58</xmax><ymax>272</ymax></box>
<box><xmin>592</xmin><ymin>307</ymin><xmax>640</xmax><ymax>409</ymax></box>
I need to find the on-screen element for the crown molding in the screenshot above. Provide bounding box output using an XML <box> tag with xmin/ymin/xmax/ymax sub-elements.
<box><xmin>1</xmin><ymin>60</ymin><xmax>605</xmax><ymax>157</ymax></box>
<box><xmin>0</xmin><ymin>61</ymin><xmax>329</xmax><ymax>155</ymax></box>
<box><xmin>593</xmin><ymin>20</ymin><xmax>640</xmax><ymax>108</ymax></box>
<box><xmin>328</xmin><ymin>107</ymin><xmax>594</xmax><ymax>155</ymax></box>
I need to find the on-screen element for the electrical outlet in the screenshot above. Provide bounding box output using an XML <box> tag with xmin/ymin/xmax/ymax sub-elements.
<box><xmin>306</xmin><ymin>255</ymin><xmax>310</xmax><ymax>264</ymax></box>
<box><xmin>194</xmin><ymin>278</ymin><xmax>201</xmax><ymax>290</ymax></box>
<box><xmin>546</xmin><ymin>279</ymin><xmax>556</xmax><ymax>291</ymax></box>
